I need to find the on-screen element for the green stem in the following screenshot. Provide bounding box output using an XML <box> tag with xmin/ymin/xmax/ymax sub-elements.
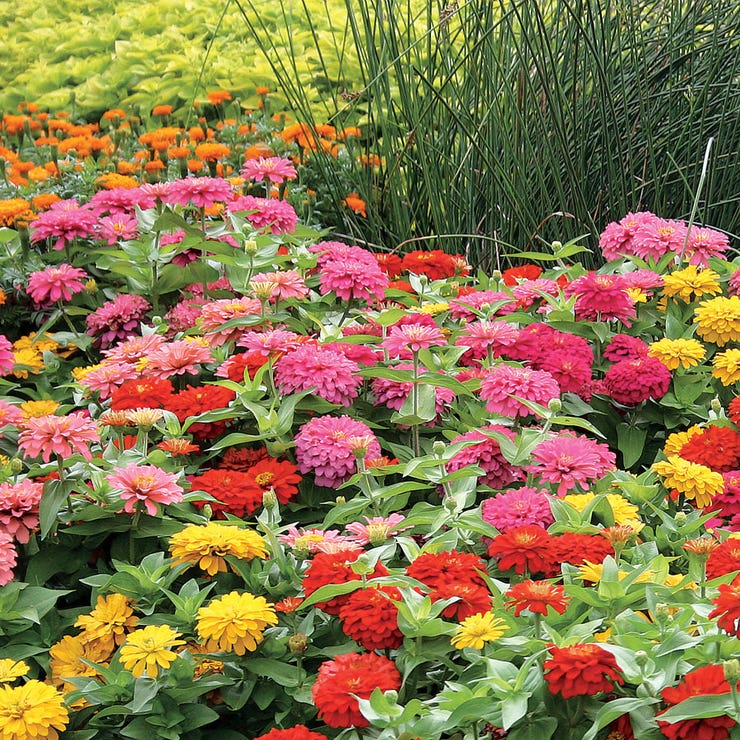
<box><xmin>130</xmin><ymin>502</ymin><xmax>143</xmax><ymax>563</ymax></box>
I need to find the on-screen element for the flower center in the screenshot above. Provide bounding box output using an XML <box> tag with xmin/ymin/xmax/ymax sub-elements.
<box><xmin>255</xmin><ymin>471</ymin><xmax>274</xmax><ymax>487</ymax></box>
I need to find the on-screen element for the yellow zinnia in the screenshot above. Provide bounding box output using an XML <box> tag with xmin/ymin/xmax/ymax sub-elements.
<box><xmin>0</xmin><ymin>658</ymin><xmax>28</xmax><ymax>684</ymax></box>
<box><xmin>119</xmin><ymin>625</ymin><xmax>185</xmax><ymax>678</ymax></box>
<box><xmin>451</xmin><ymin>612</ymin><xmax>508</xmax><ymax>649</ymax></box>
<box><xmin>169</xmin><ymin>521</ymin><xmax>269</xmax><ymax>576</ymax></box>
<box><xmin>19</xmin><ymin>399</ymin><xmax>60</xmax><ymax>420</ymax></box>
<box><xmin>694</xmin><ymin>296</ymin><xmax>740</xmax><ymax>346</ymax></box>
<box><xmin>712</xmin><ymin>349</ymin><xmax>740</xmax><ymax>386</ymax></box>
<box><xmin>648</xmin><ymin>338</ymin><xmax>706</xmax><ymax>370</ymax></box>
<box><xmin>662</xmin><ymin>264</ymin><xmax>721</xmax><ymax>302</ymax></box>
<box><xmin>74</xmin><ymin>594</ymin><xmax>139</xmax><ymax>654</ymax></box>
<box><xmin>0</xmin><ymin>680</ymin><xmax>69</xmax><ymax>740</ymax></box>
<box><xmin>652</xmin><ymin>455</ymin><xmax>724</xmax><ymax>508</ymax></box>
<box><xmin>605</xmin><ymin>493</ymin><xmax>642</xmax><ymax>530</ymax></box>
<box><xmin>49</xmin><ymin>635</ymin><xmax>109</xmax><ymax>700</ymax></box>
<box><xmin>562</xmin><ymin>492</ymin><xmax>595</xmax><ymax>512</ymax></box>
<box><xmin>196</xmin><ymin>591</ymin><xmax>278</xmax><ymax>655</ymax></box>
<box><xmin>578</xmin><ymin>561</ymin><xmax>654</xmax><ymax>585</ymax></box>
<box><xmin>663</xmin><ymin>425</ymin><xmax>703</xmax><ymax>457</ymax></box>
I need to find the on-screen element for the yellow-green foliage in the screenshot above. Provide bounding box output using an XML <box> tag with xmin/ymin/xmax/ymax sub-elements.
<box><xmin>0</xmin><ymin>0</ymin><xmax>425</xmax><ymax>118</ymax></box>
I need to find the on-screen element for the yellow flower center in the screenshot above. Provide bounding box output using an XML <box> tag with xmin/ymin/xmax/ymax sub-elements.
<box><xmin>255</xmin><ymin>471</ymin><xmax>275</xmax><ymax>487</ymax></box>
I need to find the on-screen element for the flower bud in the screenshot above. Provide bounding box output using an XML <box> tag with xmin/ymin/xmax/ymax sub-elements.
<box><xmin>634</xmin><ymin>650</ymin><xmax>649</xmax><ymax>669</ymax></box>
<box><xmin>335</xmin><ymin>496</ymin><xmax>346</xmax><ymax>506</ymax></box>
<box><xmin>244</xmin><ymin>239</ymin><xmax>258</xmax><ymax>255</ymax></box>
<box><xmin>288</xmin><ymin>634</ymin><xmax>308</xmax><ymax>655</ymax></box>
<box><xmin>724</xmin><ymin>659</ymin><xmax>740</xmax><ymax>684</ymax></box>
<box><xmin>674</xmin><ymin>512</ymin><xmax>687</xmax><ymax>527</ymax></box>
<box><xmin>547</xmin><ymin>398</ymin><xmax>562</xmax><ymax>414</ymax></box>
<box><xmin>262</xmin><ymin>489</ymin><xmax>277</xmax><ymax>508</ymax></box>
<box><xmin>384</xmin><ymin>690</ymin><xmax>399</xmax><ymax>704</ymax></box>
<box><xmin>432</xmin><ymin>440</ymin><xmax>447</xmax><ymax>458</ymax></box>
<box><xmin>84</xmin><ymin>279</ymin><xmax>97</xmax><ymax>294</ymax></box>
<box><xmin>711</xmin><ymin>397</ymin><xmax>722</xmax><ymax>415</ymax></box>
<box><xmin>9</xmin><ymin>458</ymin><xmax>23</xmax><ymax>475</ymax></box>
<box><xmin>201</xmin><ymin>504</ymin><xmax>213</xmax><ymax>519</ymax></box>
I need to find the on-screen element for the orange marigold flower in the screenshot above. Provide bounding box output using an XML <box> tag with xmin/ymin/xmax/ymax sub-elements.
<box><xmin>102</xmin><ymin>108</ymin><xmax>127</xmax><ymax>122</ymax></box>
<box><xmin>195</xmin><ymin>142</ymin><xmax>230</xmax><ymax>162</ymax></box>
<box><xmin>255</xmin><ymin>86</ymin><xmax>270</xmax><ymax>95</ymax></box>
<box><xmin>207</xmin><ymin>90</ymin><xmax>232</xmax><ymax>106</ymax></box>
<box><xmin>152</xmin><ymin>104</ymin><xmax>174</xmax><ymax>116</ymax></box>
<box><xmin>244</xmin><ymin>142</ymin><xmax>274</xmax><ymax>160</ymax></box>
<box><xmin>342</xmin><ymin>192</ymin><xmax>367</xmax><ymax>217</ymax></box>
<box><xmin>95</xmin><ymin>173</ymin><xmax>139</xmax><ymax>190</ymax></box>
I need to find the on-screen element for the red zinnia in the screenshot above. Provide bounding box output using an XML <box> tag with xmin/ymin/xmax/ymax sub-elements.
<box><xmin>506</xmin><ymin>580</ymin><xmax>569</xmax><ymax>617</ymax></box>
<box><xmin>241</xmin><ymin>457</ymin><xmax>301</xmax><ymax>506</ymax></box>
<box><xmin>708</xmin><ymin>577</ymin><xmax>740</xmax><ymax>637</ymax></box>
<box><xmin>550</xmin><ymin>532</ymin><xmax>614</xmax><ymax>567</ymax></box>
<box><xmin>679</xmin><ymin>426</ymin><xmax>740</xmax><ymax>473</ymax></box>
<box><xmin>657</xmin><ymin>664</ymin><xmax>737</xmax><ymax>740</ymax></box>
<box><xmin>487</xmin><ymin>526</ymin><xmax>556</xmax><ymax>577</ymax></box>
<box><xmin>188</xmin><ymin>468</ymin><xmax>263</xmax><ymax>518</ymax></box>
<box><xmin>543</xmin><ymin>643</ymin><xmax>624</xmax><ymax>699</ymax></box>
<box><xmin>303</xmin><ymin>551</ymin><xmax>389</xmax><ymax>615</ymax></box>
<box><xmin>406</xmin><ymin>550</ymin><xmax>488</xmax><ymax>591</ymax></box>
<box><xmin>110</xmin><ymin>378</ymin><xmax>174</xmax><ymax>411</ymax></box>
<box><xmin>338</xmin><ymin>586</ymin><xmax>404</xmax><ymax>650</ymax></box>
<box><xmin>707</xmin><ymin>539</ymin><xmax>740</xmax><ymax>580</ymax></box>
<box><xmin>502</xmin><ymin>264</ymin><xmax>543</xmax><ymax>286</ymax></box>
<box><xmin>431</xmin><ymin>581</ymin><xmax>493</xmax><ymax>621</ymax></box>
<box><xmin>311</xmin><ymin>652</ymin><xmax>401</xmax><ymax>728</ymax></box>
<box><xmin>400</xmin><ymin>249</ymin><xmax>463</xmax><ymax>280</ymax></box>
<box><xmin>165</xmin><ymin>385</ymin><xmax>236</xmax><ymax>441</ymax></box>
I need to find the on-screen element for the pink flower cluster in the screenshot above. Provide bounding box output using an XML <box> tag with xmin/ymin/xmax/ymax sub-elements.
<box><xmin>480</xmin><ymin>364</ymin><xmax>560</xmax><ymax>417</ymax></box>
<box><xmin>228</xmin><ymin>195</ymin><xmax>298</xmax><ymax>233</ymax></box>
<box><xmin>313</xmin><ymin>241</ymin><xmax>388</xmax><ymax>303</ymax></box>
<box><xmin>482</xmin><ymin>486</ymin><xmax>554</xmax><ymax>532</ymax></box>
<box><xmin>27</xmin><ymin>264</ymin><xmax>88</xmax><ymax>307</ymax></box>
<box><xmin>86</xmin><ymin>294</ymin><xmax>151</xmax><ymax>349</ymax></box>
<box><xmin>18</xmin><ymin>412</ymin><xmax>100</xmax><ymax>462</ymax></box>
<box><xmin>0</xmin><ymin>479</ymin><xmax>43</xmax><ymax>543</ymax></box>
<box><xmin>107</xmin><ymin>463</ymin><xmax>183</xmax><ymax>515</ymax></box>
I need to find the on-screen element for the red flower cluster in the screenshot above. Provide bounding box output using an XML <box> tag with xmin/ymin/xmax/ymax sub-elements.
<box><xmin>253</xmin><ymin>726</ymin><xmax>328</xmax><ymax>740</ymax></box>
<box><xmin>679</xmin><ymin>425</ymin><xmax>740</xmax><ymax>473</ymax></box>
<box><xmin>487</xmin><ymin>526</ymin><xmax>556</xmax><ymax>577</ymax></box>
<box><xmin>400</xmin><ymin>249</ymin><xmax>467</xmax><ymax>280</ymax></box>
<box><xmin>550</xmin><ymin>532</ymin><xmax>614</xmax><ymax>567</ymax></box>
<box><xmin>303</xmin><ymin>551</ymin><xmax>389</xmax><ymax>615</ymax></box>
<box><xmin>501</xmin><ymin>264</ymin><xmax>543</xmax><ymax>286</ymax></box>
<box><xmin>506</xmin><ymin>580</ymin><xmax>569</xmax><ymax>617</ymax></box>
<box><xmin>311</xmin><ymin>652</ymin><xmax>401</xmax><ymax>728</ymax></box>
<box><xmin>708</xmin><ymin>577</ymin><xmax>740</xmax><ymax>637</ymax></box>
<box><xmin>406</xmin><ymin>550</ymin><xmax>492</xmax><ymax>620</ymax></box>
<box><xmin>543</xmin><ymin>643</ymin><xmax>624</xmax><ymax>699</ymax></box>
<box><xmin>165</xmin><ymin>384</ymin><xmax>236</xmax><ymax>441</ymax></box>
<box><xmin>657</xmin><ymin>664</ymin><xmax>736</xmax><ymax>740</ymax></box>
<box><xmin>338</xmin><ymin>586</ymin><xmax>404</xmax><ymax>650</ymax></box>
<box><xmin>707</xmin><ymin>539</ymin><xmax>740</xmax><ymax>580</ymax></box>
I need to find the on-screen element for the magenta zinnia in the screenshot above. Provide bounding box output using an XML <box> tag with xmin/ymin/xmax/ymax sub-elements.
<box><xmin>26</xmin><ymin>264</ymin><xmax>88</xmax><ymax>307</ymax></box>
<box><xmin>107</xmin><ymin>463</ymin><xmax>183</xmax><ymax>515</ymax></box>
<box><xmin>479</xmin><ymin>364</ymin><xmax>560</xmax><ymax>418</ymax></box>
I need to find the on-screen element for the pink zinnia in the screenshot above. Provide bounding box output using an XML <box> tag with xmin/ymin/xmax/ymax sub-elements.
<box><xmin>0</xmin><ymin>531</ymin><xmax>17</xmax><ymax>586</ymax></box>
<box><xmin>97</xmin><ymin>213</ymin><xmax>139</xmax><ymax>245</ymax></box>
<box><xmin>18</xmin><ymin>412</ymin><xmax>99</xmax><ymax>462</ymax></box>
<box><xmin>565</xmin><ymin>272</ymin><xmax>636</xmax><ymax>325</ymax></box>
<box><xmin>228</xmin><ymin>195</ymin><xmax>298</xmax><ymax>233</ymax></box>
<box><xmin>107</xmin><ymin>463</ymin><xmax>183</xmax><ymax>515</ymax></box>
<box><xmin>88</xmin><ymin>187</ymin><xmax>141</xmax><ymax>216</ymax></box>
<box><xmin>197</xmin><ymin>298</ymin><xmax>262</xmax><ymax>347</ymax></box>
<box><xmin>381</xmin><ymin>323</ymin><xmax>446</xmax><ymax>357</ymax></box>
<box><xmin>447</xmin><ymin>425</ymin><xmax>522</xmax><ymax>489</ymax></box>
<box><xmin>251</xmin><ymin>270</ymin><xmax>308</xmax><ymax>302</ymax></box>
<box><xmin>345</xmin><ymin>514</ymin><xmax>409</xmax><ymax>545</ymax></box>
<box><xmin>241</xmin><ymin>156</ymin><xmax>297</xmax><ymax>184</ymax></box>
<box><xmin>511</xmin><ymin>278</ymin><xmax>561</xmax><ymax>310</ymax></box>
<box><xmin>480</xmin><ymin>364</ymin><xmax>560</xmax><ymax>418</ymax></box>
<box><xmin>0</xmin><ymin>479</ymin><xmax>43</xmax><ymax>544</ymax></box>
<box><xmin>164</xmin><ymin>297</ymin><xmax>206</xmax><ymax>335</ymax></box>
<box><xmin>535</xmin><ymin>350</ymin><xmax>593</xmax><ymax>395</ymax></box>
<box><xmin>29</xmin><ymin>199</ymin><xmax>97</xmax><ymax>250</ymax></box>
<box><xmin>239</xmin><ymin>329</ymin><xmax>307</xmax><ymax>357</ymax></box>
<box><xmin>0</xmin><ymin>400</ymin><xmax>23</xmax><ymax>428</ymax></box>
<box><xmin>103</xmin><ymin>333</ymin><xmax>166</xmax><ymax>366</ymax></box>
<box><xmin>319</xmin><ymin>256</ymin><xmax>389</xmax><ymax>303</ymax></box>
<box><xmin>294</xmin><ymin>415</ymin><xmax>381</xmax><ymax>488</ymax></box>
<box><xmin>526</xmin><ymin>432</ymin><xmax>616</xmax><ymax>495</ymax></box>
<box><xmin>136</xmin><ymin>182</ymin><xmax>173</xmax><ymax>208</ymax></box>
<box><xmin>166</xmin><ymin>176</ymin><xmax>234</xmax><ymax>209</ymax></box>
<box><xmin>324</xmin><ymin>341</ymin><xmax>381</xmax><ymax>366</ymax></box>
<box><xmin>0</xmin><ymin>336</ymin><xmax>15</xmax><ymax>376</ymax></box>
<box><xmin>27</xmin><ymin>264</ymin><xmax>88</xmax><ymax>307</ymax></box>
<box><xmin>621</xmin><ymin>268</ymin><xmax>664</xmax><ymax>292</ymax></box>
<box><xmin>310</xmin><ymin>241</ymin><xmax>377</xmax><ymax>267</ymax></box>
<box><xmin>603</xmin><ymin>355</ymin><xmax>671</xmax><ymax>405</ymax></box>
<box><xmin>682</xmin><ymin>225</ymin><xmax>729</xmax><ymax>267</ymax></box>
<box><xmin>86</xmin><ymin>294</ymin><xmax>151</xmax><ymax>349</ymax></box>
<box><xmin>372</xmin><ymin>363</ymin><xmax>455</xmax><ymax>417</ymax></box>
<box><xmin>77</xmin><ymin>362</ymin><xmax>139</xmax><ymax>400</ymax></box>
<box><xmin>598</xmin><ymin>211</ymin><xmax>657</xmax><ymax>261</ymax></box>
<box><xmin>481</xmin><ymin>486</ymin><xmax>554</xmax><ymax>533</ymax></box>
<box><xmin>145</xmin><ymin>339</ymin><xmax>214</xmax><ymax>380</ymax></box>
<box><xmin>279</xmin><ymin>526</ymin><xmax>359</xmax><ymax>554</ymax></box>
<box><xmin>275</xmin><ymin>344</ymin><xmax>362</xmax><ymax>406</ymax></box>
<box><xmin>631</xmin><ymin>217</ymin><xmax>688</xmax><ymax>262</ymax></box>
<box><xmin>456</xmin><ymin>320</ymin><xmax>520</xmax><ymax>362</ymax></box>
<box><xmin>602</xmin><ymin>334</ymin><xmax>649</xmax><ymax>362</ymax></box>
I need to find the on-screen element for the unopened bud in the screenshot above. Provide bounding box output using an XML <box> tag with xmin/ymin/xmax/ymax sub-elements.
<box><xmin>262</xmin><ymin>489</ymin><xmax>277</xmax><ymax>508</ymax></box>
<box><xmin>288</xmin><ymin>634</ymin><xmax>308</xmax><ymax>655</ymax></box>
<box><xmin>244</xmin><ymin>239</ymin><xmax>258</xmax><ymax>255</ymax></box>
<box><xmin>432</xmin><ymin>441</ymin><xmax>447</xmax><ymax>458</ymax></box>
<box><xmin>674</xmin><ymin>512</ymin><xmax>687</xmax><ymax>527</ymax></box>
<box><xmin>335</xmin><ymin>496</ymin><xmax>346</xmax><ymax>506</ymax></box>
<box><xmin>84</xmin><ymin>279</ymin><xmax>97</xmax><ymax>294</ymax></box>
<box><xmin>547</xmin><ymin>398</ymin><xmax>562</xmax><ymax>413</ymax></box>
<box><xmin>654</xmin><ymin>603</ymin><xmax>671</xmax><ymax>625</ymax></box>
<box><xmin>724</xmin><ymin>659</ymin><xmax>740</xmax><ymax>684</ymax></box>
<box><xmin>201</xmin><ymin>504</ymin><xmax>213</xmax><ymax>519</ymax></box>
<box><xmin>384</xmin><ymin>690</ymin><xmax>399</xmax><ymax>704</ymax></box>
<box><xmin>634</xmin><ymin>650</ymin><xmax>649</xmax><ymax>668</ymax></box>
<box><xmin>9</xmin><ymin>458</ymin><xmax>23</xmax><ymax>475</ymax></box>
<box><xmin>551</xmin><ymin>241</ymin><xmax>562</xmax><ymax>252</ymax></box>
<box><xmin>711</xmin><ymin>398</ymin><xmax>722</xmax><ymax>415</ymax></box>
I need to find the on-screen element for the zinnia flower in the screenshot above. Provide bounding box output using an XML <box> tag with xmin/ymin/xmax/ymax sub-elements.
<box><xmin>451</xmin><ymin>611</ymin><xmax>508</xmax><ymax>649</ymax></box>
<box><xmin>526</xmin><ymin>432</ymin><xmax>616</xmax><ymax>496</ymax></box>
<box><xmin>169</xmin><ymin>521</ymin><xmax>269</xmax><ymax>575</ymax></box>
<box><xmin>294</xmin><ymin>415</ymin><xmax>380</xmax><ymax>488</ymax></box>
<box><xmin>543</xmin><ymin>643</ymin><xmax>624</xmax><ymax>698</ymax></box>
<box><xmin>708</xmin><ymin>578</ymin><xmax>740</xmax><ymax>637</ymax></box>
<box><xmin>683</xmin><ymin>225</ymin><xmax>729</xmax><ymax>266</ymax></box>
<box><xmin>166</xmin><ymin>176</ymin><xmax>233</xmax><ymax>209</ymax></box>
<box><xmin>0</xmin><ymin>658</ymin><xmax>28</xmax><ymax>683</ymax></box>
<box><xmin>487</xmin><ymin>526</ymin><xmax>556</xmax><ymax>577</ymax></box>
<box><xmin>603</xmin><ymin>356</ymin><xmax>672</xmax><ymax>405</ymax></box>
<box><xmin>345</xmin><ymin>513</ymin><xmax>409</xmax><ymax>545</ymax></box>
<box><xmin>18</xmin><ymin>411</ymin><xmax>99</xmax><ymax>462</ymax></box>
<box><xmin>707</xmin><ymin>539</ymin><xmax>740</xmax><ymax>580</ymax></box>
<box><xmin>652</xmin><ymin>456</ymin><xmax>724</xmax><ymax>508</ymax></box>
<box><xmin>253</xmin><ymin>728</ymin><xmax>328</xmax><ymax>740</ymax></box>
<box><xmin>648</xmin><ymin>337</ymin><xmax>706</xmax><ymax>370</ymax></box>
<box><xmin>228</xmin><ymin>195</ymin><xmax>298</xmax><ymax>233</ymax></box>
<box><xmin>565</xmin><ymin>272</ymin><xmax>636</xmax><ymax>325</ymax></box>
<box><xmin>119</xmin><ymin>624</ymin><xmax>186</xmax><ymax>678</ymax></box>
<box><xmin>0</xmin><ymin>532</ymin><xmax>17</xmax><ymax>586</ymax></box>
<box><xmin>598</xmin><ymin>211</ymin><xmax>656</xmax><ymax>260</ymax></box>
<box><xmin>107</xmin><ymin>463</ymin><xmax>183</xmax><ymax>515</ymax></box>
<box><xmin>29</xmin><ymin>199</ymin><xmax>97</xmax><ymax>250</ymax></box>
<box><xmin>447</xmin><ymin>425</ymin><xmax>521</xmax><ymax>489</ymax></box>
<box><xmin>86</xmin><ymin>294</ymin><xmax>151</xmax><ymax>349</ymax></box>
<box><xmin>663</xmin><ymin>264</ymin><xmax>722</xmax><ymax>302</ymax></box>
<box><xmin>145</xmin><ymin>339</ymin><xmax>213</xmax><ymax>380</ymax></box>
<box><xmin>381</xmin><ymin>323</ymin><xmax>446</xmax><ymax>356</ymax></box>
<box><xmin>338</xmin><ymin>586</ymin><xmax>404</xmax><ymax>650</ymax></box>
<box><xmin>694</xmin><ymin>296</ymin><xmax>740</xmax><ymax>346</ymax></box>
<box><xmin>481</xmin><ymin>486</ymin><xmax>554</xmax><ymax>532</ymax></box>
<box><xmin>0</xmin><ymin>680</ymin><xmax>69</xmax><ymax>739</ymax></box>
<box><xmin>74</xmin><ymin>593</ymin><xmax>139</xmax><ymax>654</ymax></box>
<box><xmin>311</xmin><ymin>652</ymin><xmax>401</xmax><ymax>728</ymax></box>
<box><xmin>657</xmin><ymin>664</ymin><xmax>737</xmax><ymax>740</ymax></box>
<box><xmin>241</xmin><ymin>156</ymin><xmax>297</xmax><ymax>184</ymax></box>
<box><xmin>479</xmin><ymin>364</ymin><xmax>560</xmax><ymax>418</ymax></box>
<box><xmin>26</xmin><ymin>264</ymin><xmax>88</xmax><ymax>307</ymax></box>
<box><xmin>713</xmin><ymin>349</ymin><xmax>740</xmax><ymax>386</ymax></box>
<box><xmin>679</xmin><ymin>425</ymin><xmax>740</xmax><ymax>473</ymax></box>
<box><xmin>196</xmin><ymin>591</ymin><xmax>278</xmax><ymax>654</ymax></box>
<box><xmin>506</xmin><ymin>580</ymin><xmax>569</xmax><ymax>617</ymax></box>
<box><xmin>275</xmin><ymin>344</ymin><xmax>362</xmax><ymax>406</ymax></box>
<box><xmin>0</xmin><ymin>479</ymin><xmax>43</xmax><ymax>544</ymax></box>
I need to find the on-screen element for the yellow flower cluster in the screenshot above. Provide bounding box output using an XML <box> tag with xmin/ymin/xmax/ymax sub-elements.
<box><xmin>0</xmin><ymin>658</ymin><xmax>29</xmax><ymax>684</ymax></box>
<box><xmin>169</xmin><ymin>521</ymin><xmax>269</xmax><ymax>576</ymax></box>
<box><xmin>694</xmin><ymin>296</ymin><xmax>740</xmax><ymax>346</ymax></box>
<box><xmin>0</xmin><ymin>680</ymin><xmax>69</xmax><ymax>740</ymax></box>
<box><xmin>119</xmin><ymin>625</ymin><xmax>186</xmax><ymax>678</ymax></box>
<box><xmin>648</xmin><ymin>338</ymin><xmax>705</xmax><ymax>370</ymax></box>
<box><xmin>712</xmin><ymin>349</ymin><xmax>740</xmax><ymax>386</ymax></box>
<box><xmin>662</xmin><ymin>265</ymin><xmax>721</xmax><ymax>302</ymax></box>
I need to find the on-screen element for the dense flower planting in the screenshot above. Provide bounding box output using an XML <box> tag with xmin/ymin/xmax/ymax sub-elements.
<box><xmin>0</xmin><ymin>96</ymin><xmax>739</xmax><ymax>740</ymax></box>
